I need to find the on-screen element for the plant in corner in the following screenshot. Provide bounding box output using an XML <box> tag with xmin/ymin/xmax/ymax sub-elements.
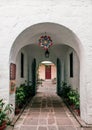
<box><xmin>60</xmin><ymin>82</ymin><xmax>71</xmax><ymax>99</ymax></box>
<box><xmin>15</xmin><ymin>86</ymin><xmax>25</xmax><ymax>114</ymax></box>
<box><xmin>74</xmin><ymin>92</ymin><xmax>80</xmax><ymax>116</ymax></box>
<box><xmin>0</xmin><ymin>99</ymin><xmax>13</xmax><ymax>130</ymax></box>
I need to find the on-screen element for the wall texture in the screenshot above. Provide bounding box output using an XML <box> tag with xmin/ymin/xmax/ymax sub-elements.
<box><xmin>65</xmin><ymin>47</ymin><xmax>80</xmax><ymax>91</ymax></box>
<box><xmin>16</xmin><ymin>48</ymin><xmax>28</xmax><ymax>87</ymax></box>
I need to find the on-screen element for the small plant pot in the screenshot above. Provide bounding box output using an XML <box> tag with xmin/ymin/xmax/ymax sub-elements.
<box><xmin>75</xmin><ymin>109</ymin><xmax>80</xmax><ymax>116</ymax></box>
<box><xmin>0</xmin><ymin>121</ymin><xmax>6</xmax><ymax>130</ymax></box>
<box><xmin>70</xmin><ymin>104</ymin><xmax>75</xmax><ymax>110</ymax></box>
<box><xmin>15</xmin><ymin>108</ymin><xmax>20</xmax><ymax>115</ymax></box>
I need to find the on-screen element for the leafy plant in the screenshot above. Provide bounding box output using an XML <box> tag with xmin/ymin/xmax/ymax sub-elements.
<box><xmin>60</xmin><ymin>82</ymin><xmax>71</xmax><ymax>99</ymax></box>
<box><xmin>15</xmin><ymin>87</ymin><xmax>25</xmax><ymax>108</ymax></box>
<box><xmin>67</xmin><ymin>89</ymin><xmax>80</xmax><ymax>109</ymax></box>
<box><xmin>15</xmin><ymin>81</ymin><xmax>33</xmax><ymax>110</ymax></box>
<box><xmin>0</xmin><ymin>99</ymin><xmax>13</xmax><ymax>126</ymax></box>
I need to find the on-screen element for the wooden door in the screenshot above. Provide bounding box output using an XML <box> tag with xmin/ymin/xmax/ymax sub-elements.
<box><xmin>45</xmin><ymin>65</ymin><xmax>51</xmax><ymax>79</ymax></box>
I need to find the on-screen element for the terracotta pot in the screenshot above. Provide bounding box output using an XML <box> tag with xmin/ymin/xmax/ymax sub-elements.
<box><xmin>76</xmin><ymin>109</ymin><xmax>80</xmax><ymax>116</ymax></box>
<box><xmin>70</xmin><ymin>104</ymin><xmax>75</xmax><ymax>109</ymax></box>
<box><xmin>0</xmin><ymin>121</ymin><xmax>6</xmax><ymax>130</ymax></box>
<box><xmin>15</xmin><ymin>108</ymin><xmax>20</xmax><ymax>115</ymax></box>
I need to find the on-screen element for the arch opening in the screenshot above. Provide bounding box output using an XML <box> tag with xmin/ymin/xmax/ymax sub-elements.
<box><xmin>37</xmin><ymin>60</ymin><xmax>57</xmax><ymax>94</ymax></box>
<box><xmin>9</xmin><ymin>22</ymin><xmax>85</xmax><ymax>122</ymax></box>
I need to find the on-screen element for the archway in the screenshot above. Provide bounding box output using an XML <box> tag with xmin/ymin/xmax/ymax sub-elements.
<box><xmin>9</xmin><ymin>22</ymin><xmax>85</xmax><ymax>122</ymax></box>
<box><xmin>37</xmin><ymin>61</ymin><xmax>57</xmax><ymax>94</ymax></box>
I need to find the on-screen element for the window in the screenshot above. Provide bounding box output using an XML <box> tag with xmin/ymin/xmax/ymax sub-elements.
<box><xmin>70</xmin><ymin>52</ymin><xmax>73</xmax><ymax>77</ymax></box>
<box><xmin>21</xmin><ymin>53</ymin><xmax>24</xmax><ymax>78</ymax></box>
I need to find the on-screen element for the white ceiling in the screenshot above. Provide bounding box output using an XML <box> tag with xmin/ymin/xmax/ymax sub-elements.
<box><xmin>10</xmin><ymin>22</ymin><xmax>82</xmax><ymax>62</ymax></box>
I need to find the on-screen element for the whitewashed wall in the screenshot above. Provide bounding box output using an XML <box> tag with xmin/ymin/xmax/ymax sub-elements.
<box><xmin>38</xmin><ymin>64</ymin><xmax>45</xmax><ymax>80</ymax></box>
<box><xmin>64</xmin><ymin>47</ymin><xmax>80</xmax><ymax>91</ymax></box>
<box><xmin>16</xmin><ymin>48</ymin><xmax>28</xmax><ymax>87</ymax></box>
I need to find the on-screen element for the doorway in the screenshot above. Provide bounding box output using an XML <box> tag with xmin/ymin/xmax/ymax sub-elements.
<box><xmin>45</xmin><ymin>65</ymin><xmax>51</xmax><ymax>79</ymax></box>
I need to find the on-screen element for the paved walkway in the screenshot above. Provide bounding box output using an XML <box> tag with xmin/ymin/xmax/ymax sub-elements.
<box><xmin>12</xmin><ymin>81</ymin><xmax>91</xmax><ymax>130</ymax></box>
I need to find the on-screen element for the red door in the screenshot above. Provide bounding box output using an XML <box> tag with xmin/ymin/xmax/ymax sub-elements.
<box><xmin>45</xmin><ymin>65</ymin><xmax>51</xmax><ymax>79</ymax></box>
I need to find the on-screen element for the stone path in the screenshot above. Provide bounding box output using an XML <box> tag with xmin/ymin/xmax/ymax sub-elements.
<box><xmin>13</xmin><ymin>92</ymin><xmax>80</xmax><ymax>130</ymax></box>
<box><xmin>11</xmin><ymin>81</ymin><xmax>92</xmax><ymax>130</ymax></box>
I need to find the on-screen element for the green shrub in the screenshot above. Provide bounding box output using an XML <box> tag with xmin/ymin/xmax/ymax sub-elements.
<box><xmin>15</xmin><ymin>82</ymin><xmax>33</xmax><ymax>108</ymax></box>
<box><xmin>61</xmin><ymin>82</ymin><xmax>71</xmax><ymax>99</ymax></box>
<box><xmin>67</xmin><ymin>90</ymin><xmax>80</xmax><ymax>108</ymax></box>
<box><xmin>15</xmin><ymin>87</ymin><xmax>25</xmax><ymax>108</ymax></box>
<box><xmin>60</xmin><ymin>81</ymin><xmax>80</xmax><ymax>110</ymax></box>
<box><xmin>0</xmin><ymin>99</ymin><xmax>13</xmax><ymax>126</ymax></box>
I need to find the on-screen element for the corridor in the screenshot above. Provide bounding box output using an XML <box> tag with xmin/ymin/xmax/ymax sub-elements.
<box><xmin>12</xmin><ymin>81</ymin><xmax>91</xmax><ymax>130</ymax></box>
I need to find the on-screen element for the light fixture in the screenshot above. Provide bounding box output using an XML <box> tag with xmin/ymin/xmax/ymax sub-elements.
<box><xmin>45</xmin><ymin>50</ymin><xmax>49</xmax><ymax>58</ymax></box>
<box><xmin>39</xmin><ymin>33</ymin><xmax>53</xmax><ymax>50</ymax></box>
<box><xmin>38</xmin><ymin>33</ymin><xmax>53</xmax><ymax>58</ymax></box>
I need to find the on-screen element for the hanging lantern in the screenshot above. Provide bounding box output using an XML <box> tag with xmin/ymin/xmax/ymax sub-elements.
<box><xmin>45</xmin><ymin>50</ymin><xmax>50</xmax><ymax>58</ymax></box>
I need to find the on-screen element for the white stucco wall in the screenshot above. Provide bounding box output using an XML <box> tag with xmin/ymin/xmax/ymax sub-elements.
<box><xmin>64</xmin><ymin>47</ymin><xmax>80</xmax><ymax>91</ymax></box>
<box><xmin>9</xmin><ymin>47</ymin><xmax>28</xmax><ymax>110</ymax></box>
<box><xmin>16</xmin><ymin>48</ymin><xmax>28</xmax><ymax>87</ymax></box>
<box><xmin>0</xmin><ymin>0</ymin><xmax>92</xmax><ymax>124</ymax></box>
<box><xmin>51</xmin><ymin>65</ymin><xmax>56</xmax><ymax>80</ymax></box>
<box><xmin>38</xmin><ymin>64</ymin><xmax>45</xmax><ymax>80</ymax></box>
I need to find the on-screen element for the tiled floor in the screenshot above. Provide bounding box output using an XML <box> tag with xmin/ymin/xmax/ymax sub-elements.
<box><xmin>9</xmin><ymin>81</ymin><xmax>92</xmax><ymax>130</ymax></box>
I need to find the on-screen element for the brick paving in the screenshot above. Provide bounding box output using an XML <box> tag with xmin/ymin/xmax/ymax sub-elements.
<box><xmin>11</xmin><ymin>81</ymin><xmax>92</xmax><ymax>130</ymax></box>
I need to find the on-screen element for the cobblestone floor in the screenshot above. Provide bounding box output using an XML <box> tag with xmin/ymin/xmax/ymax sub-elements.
<box><xmin>8</xmin><ymin>81</ymin><xmax>92</xmax><ymax>130</ymax></box>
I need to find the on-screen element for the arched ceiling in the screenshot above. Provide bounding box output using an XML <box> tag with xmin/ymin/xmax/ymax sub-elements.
<box><xmin>10</xmin><ymin>22</ymin><xmax>83</xmax><ymax>62</ymax></box>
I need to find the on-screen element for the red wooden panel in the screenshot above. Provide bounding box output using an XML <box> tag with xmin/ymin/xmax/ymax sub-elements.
<box><xmin>10</xmin><ymin>63</ymin><xmax>16</xmax><ymax>80</ymax></box>
<box><xmin>45</xmin><ymin>65</ymin><xmax>51</xmax><ymax>79</ymax></box>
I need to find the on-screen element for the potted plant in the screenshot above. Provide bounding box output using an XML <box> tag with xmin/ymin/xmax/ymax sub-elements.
<box><xmin>67</xmin><ymin>90</ymin><xmax>76</xmax><ymax>106</ymax></box>
<box><xmin>60</xmin><ymin>82</ymin><xmax>71</xmax><ymax>99</ymax></box>
<box><xmin>74</xmin><ymin>92</ymin><xmax>80</xmax><ymax>116</ymax></box>
<box><xmin>0</xmin><ymin>99</ymin><xmax>13</xmax><ymax>130</ymax></box>
<box><xmin>15</xmin><ymin>87</ymin><xmax>25</xmax><ymax>114</ymax></box>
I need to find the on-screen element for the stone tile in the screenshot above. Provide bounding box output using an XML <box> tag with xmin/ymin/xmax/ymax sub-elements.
<box><xmin>30</xmin><ymin>108</ymin><xmax>40</xmax><ymax>112</ymax></box>
<box><xmin>53</xmin><ymin>104</ymin><xmax>62</xmax><ymax>107</ymax></box>
<box><xmin>48</xmin><ymin>126</ymin><xmax>58</xmax><ymax>130</ymax></box>
<box><xmin>47</xmin><ymin>103</ymin><xmax>53</xmax><ymax>107</ymax></box>
<box><xmin>38</xmin><ymin>126</ymin><xmax>47</xmax><ymax>130</ymax></box>
<box><xmin>55</xmin><ymin>112</ymin><xmax>68</xmax><ymax>118</ymax></box>
<box><xmin>48</xmin><ymin>113</ymin><xmax>55</xmax><ymax>119</ymax></box>
<box><xmin>5</xmin><ymin>126</ymin><xmax>13</xmax><ymax>130</ymax></box>
<box><xmin>13</xmin><ymin>125</ymin><xmax>20</xmax><ymax>129</ymax></box>
<box><xmin>82</xmin><ymin>128</ymin><xmax>92</xmax><ymax>130</ymax></box>
<box><xmin>39</xmin><ymin>112</ymin><xmax>48</xmax><ymax>118</ymax></box>
<box><xmin>38</xmin><ymin>119</ymin><xmax>47</xmax><ymax>125</ymax></box>
<box><xmin>56</xmin><ymin>118</ymin><xmax>73</xmax><ymax>126</ymax></box>
<box><xmin>48</xmin><ymin>119</ymin><xmax>56</xmax><ymax>125</ymax></box>
<box><xmin>31</xmin><ymin>104</ymin><xmax>41</xmax><ymax>108</ymax></box>
<box><xmin>12</xmin><ymin>128</ymin><xmax>20</xmax><ymax>130</ymax></box>
<box><xmin>76</xmin><ymin>128</ymin><xmax>84</xmax><ymax>130</ymax></box>
<box><xmin>70</xmin><ymin>117</ymin><xmax>80</xmax><ymax>127</ymax></box>
<box><xmin>13</xmin><ymin>128</ymin><xmax>20</xmax><ymax>130</ymax></box>
<box><xmin>12</xmin><ymin>83</ymin><xmax>87</xmax><ymax>130</ymax></box>
<box><xmin>15</xmin><ymin>120</ymin><xmax>23</xmax><ymax>126</ymax></box>
<box><xmin>20</xmin><ymin>126</ymin><xmax>37</xmax><ymax>130</ymax></box>
<box><xmin>49</xmin><ymin>108</ymin><xmax>54</xmax><ymax>112</ymax></box>
<box><xmin>54</xmin><ymin>108</ymin><xmax>65</xmax><ymax>112</ymax></box>
<box><xmin>58</xmin><ymin>126</ymin><xmax>76</xmax><ymax>130</ymax></box>
<box><xmin>41</xmin><ymin>108</ymin><xmax>50</xmax><ymax>112</ymax></box>
<box><xmin>27</xmin><ymin>112</ymin><xmax>40</xmax><ymax>118</ymax></box>
<box><xmin>23</xmin><ymin>118</ymin><xmax>38</xmax><ymax>125</ymax></box>
<box><xmin>41</xmin><ymin>105</ymin><xmax>47</xmax><ymax>108</ymax></box>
